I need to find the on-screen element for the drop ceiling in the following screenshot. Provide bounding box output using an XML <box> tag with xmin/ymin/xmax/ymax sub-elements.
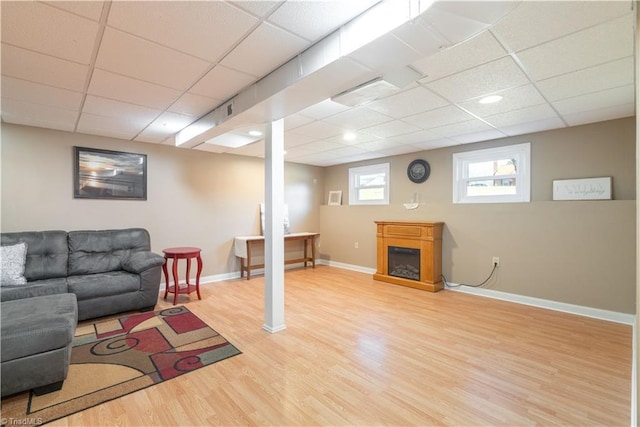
<box><xmin>1</xmin><ymin>1</ymin><xmax>635</xmax><ymax>167</ymax></box>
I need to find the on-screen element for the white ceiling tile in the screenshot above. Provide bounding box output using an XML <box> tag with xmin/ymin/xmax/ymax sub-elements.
<box><xmin>416</xmin><ymin>1</ymin><xmax>515</xmax><ymax>47</ymax></box>
<box><xmin>427</xmin><ymin>119</ymin><xmax>498</xmax><ymax>139</ymax></box>
<box><xmin>516</xmin><ymin>14</ymin><xmax>634</xmax><ymax>81</ymax></box>
<box><xmin>483</xmin><ymin>103</ymin><xmax>560</xmax><ymax>128</ymax></box>
<box><xmin>169</xmin><ymin>93</ymin><xmax>220</xmax><ymax>117</ymax></box>
<box><xmin>322</xmin><ymin>131</ymin><xmax>379</xmax><ymax>146</ymax></box>
<box><xmin>2</xmin><ymin>77</ymin><xmax>83</xmax><ymax>111</ymax></box>
<box><xmin>82</xmin><ymin>95</ymin><xmax>161</xmax><ymax>124</ymax></box>
<box><xmin>403</xmin><ymin>105</ymin><xmax>474</xmax><ymax>130</ymax></box>
<box><xmin>76</xmin><ymin>112</ymin><xmax>150</xmax><ymax>140</ymax></box>
<box><xmin>323</xmin><ymin>107</ymin><xmax>393</xmax><ymax>130</ymax></box>
<box><xmin>284</xmin><ymin>132</ymin><xmax>316</xmax><ymax>148</ymax></box>
<box><xmin>425</xmin><ymin>56</ymin><xmax>529</xmax><ymax>102</ymax></box>
<box><xmin>233</xmin><ymin>140</ymin><xmax>266</xmax><ymax>157</ymax></box>
<box><xmin>230</xmin><ymin>1</ymin><xmax>283</xmax><ymax>18</ymax></box>
<box><xmin>355</xmin><ymin>139</ymin><xmax>400</xmax><ymax>151</ymax></box>
<box><xmin>1</xmin><ymin>45</ymin><xmax>89</xmax><ymax>92</ymax></box>
<box><xmin>44</xmin><ymin>1</ymin><xmax>104</xmax><ymax>21</ymax></box>
<box><xmin>193</xmin><ymin>143</ymin><xmax>230</xmax><ymax>154</ymax></box>
<box><xmin>410</xmin><ymin>137</ymin><xmax>458</xmax><ymax>151</ymax></box>
<box><xmin>360</xmin><ymin>120</ymin><xmax>422</xmax><ymax>139</ymax></box>
<box><xmin>190</xmin><ymin>65</ymin><xmax>257</xmax><ymax>102</ymax></box>
<box><xmin>451</xmin><ymin>128</ymin><xmax>507</xmax><ymax>144</ymax></box>
<box><xmin>324</xmin><ymin>146</ymin><xmax>371</xmax><ymax>158</ymax></box>
<box><xmin>537</xmin><ymin>57</ymin><xmax>634</xmax><ymax>102</ymax></box>
<box><xmin>561</xmin><ymin>103</ymin><xmax>635</xmax><ymax>127</ymax></box>
<box><xmin>290</xmin><ymin>120</ymin><xmax>346</xmax><ymax>140</ymax></box>
<box><xmin>347</xmin><ymin>34</ymin><xmax>421</xmax><ymax>71</ymax></box>
<box><xmin>385</xmin><ymin>130</ymin><xmax>443</xmax><ymax>145</ymax></box>
<box><xmin>108</xmin><ymin>2</ymin><xmax>258</xmax><ymax>63</ymax></box>
<box><xmin>498</xmin><ymin>117</ymin><xmax>566</xmax><ymax>137</ymax></box>
<box><xmin>490</xmin><ymin>1</ymin><xmax>633</xmax><ymax>52</ymax></box>
<box><xmin>96</xmin><ymin>28</ymin><xmax>210</xmax><ymax>90</ymax></box>
<box><xmin>366</xmin><ymin>86</ymin><xmax>449</xmax><ymax>119</ymax></box>
<box><xmin>268</xmin><ymin>0</ymin><xmax>378</xmax><ymax>42</ymax></box>
<box><xmin>412</xmin><ymin>31</ymin><xmax>508</xmax><ymax>83</ymax></box>
<box><xmin>89</xmin><ymin>69</ymin><xmax>182</xmax><ymax>109</ymax></box>
<box><xmin>140</xmin><ymin>111</ymin><xmax>196</xmax><ymax>135</ymax></box>
<box><xmin>392</xmin><ymin>20</ymin><xmax>448</xmax><ymax>59</ymax></box>
<box><xmin>295</xmin><ymin>140</ymin><xmax>345</xmax><ymax>154</ymax></box>
<box><xmin>1</xmin><ymin>98</ymin><xmax>78</xmax><ymax>131</ymax></box>
<box><xmin>221</xmin><ymin>22</ymin><xmax>308</xmax><ymax>78</ymax></box>
<box><xmin>284</xmin><ymin>113</ymin><xmax>315</xmax><ymax>131</ymax></box>
<box><xmin>1</xmin><ymin>2</ymin><xmax>99</xmax><ymax>64</ymax></box>
<box><xmin>552</xmin><ymin>85</ymin><xmax>635</xmax><ymax>116</ymax></box>
<box><xmin>378</xmin><ymin>144</ymin><xmax>422</xmax><ymax>156</ymax></box>
<box><xmin>297</xmin><ymin>99</ymin><xmax>351</xmax><ymax>120</ymax></box>
<box><xmin>458</xmin><ymin>84</ymin><xmax>546</xmax><ymax>117</ymax></box>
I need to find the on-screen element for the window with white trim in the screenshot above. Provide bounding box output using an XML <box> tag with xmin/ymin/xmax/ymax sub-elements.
<box><xmin>453</xmin><ymin>143</ymin><xmax>530</xmax><ymax>204</ymax></box>
<box><xmin>349</xmin><ymin>163</ymin><xmax>389</xmax><ymax>205</ymax></box>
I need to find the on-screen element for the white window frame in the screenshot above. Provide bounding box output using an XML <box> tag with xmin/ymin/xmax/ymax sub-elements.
<box><xmin>453</xmin><ymin>143</ymin><xmax>531</xmax><ymax>204</ymax></box>
<box><xmin>349</xmin><ymin>163</ymin><xmax>390</xmax><ymax>205</ymax></box>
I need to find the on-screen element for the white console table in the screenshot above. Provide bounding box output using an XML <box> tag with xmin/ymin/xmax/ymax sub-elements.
<box><xmin>234</xmin><ymin>232</ymin><xmax>319</xmax><ymax>280</ymax></box>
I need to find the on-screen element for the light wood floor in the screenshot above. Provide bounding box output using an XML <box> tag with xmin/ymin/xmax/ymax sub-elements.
<box><xmin>53</xmin><ymin>266</ymin><xmax>631</xmax><ymax>426</ymax></box>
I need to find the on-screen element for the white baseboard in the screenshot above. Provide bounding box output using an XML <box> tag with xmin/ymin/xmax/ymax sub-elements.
<box><xmin>317</xmin><ymin>258</ymin><xmax>376</xmax><ymax>274</ymax></box>
<box><xmin>446</xmin><ymin>282</ymin><xmax>635</xmax><ymax>325</ymax></box>
<box><xmin>316</xmin><ymin>260</ymin><xmax>635</xmax><ymax>325</ymax></box>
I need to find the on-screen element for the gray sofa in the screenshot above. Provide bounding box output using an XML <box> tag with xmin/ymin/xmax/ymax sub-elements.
<box><xmin>1</xmin><ymin>228</ymin><xmax>165</xmax><ymax>320</ymax></box>
<box><xmin>0</xmin><ymin>228</ymin><xmax>165</xmax><ymax>397</ymax></box>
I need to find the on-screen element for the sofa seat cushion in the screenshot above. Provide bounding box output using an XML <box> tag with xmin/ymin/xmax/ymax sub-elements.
<box><xmin>67</xmin><ymin>272</ymin><xmax>139</xmax><ymax>301</ymax></box>
<box><xmin>1</xmin><ymin>294</ymin><xmax>77</xmax><ymax>362</ymax></box>
<box><xmin>0</xmin><ymin>278</ymin><xmax>68</xmax><ymax>302</ymax></box>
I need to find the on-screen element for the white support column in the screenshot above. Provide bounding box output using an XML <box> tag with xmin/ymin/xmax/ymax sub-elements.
<box><xmin>263</xmin><ymin>119</ymin><xmax>286</xmax><ymax>333</ymax></box>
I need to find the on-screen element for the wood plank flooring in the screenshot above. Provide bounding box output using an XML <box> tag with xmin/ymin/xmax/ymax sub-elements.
<box><xmin>52</xmin><ymin>266</ymin><xmax>631</xmax><ymax>426</ymax></box>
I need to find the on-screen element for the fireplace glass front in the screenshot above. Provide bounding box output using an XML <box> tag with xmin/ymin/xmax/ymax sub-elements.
<box><xmin>388</xmin><ymin>246</ymin><xmax>420</xmax><ymax>281</ymax></box>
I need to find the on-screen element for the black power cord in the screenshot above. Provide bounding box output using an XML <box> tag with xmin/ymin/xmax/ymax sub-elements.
<box><xmin>442</xmin><ymin>263</ymin><xmax>498</xmax><ymax>288</ymax></box>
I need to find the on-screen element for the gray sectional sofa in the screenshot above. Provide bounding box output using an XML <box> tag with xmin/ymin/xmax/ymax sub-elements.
<box><xmin>0</xmin><ymin>228</ymin><xmax>165</xmax><ymax>397</ymax></box>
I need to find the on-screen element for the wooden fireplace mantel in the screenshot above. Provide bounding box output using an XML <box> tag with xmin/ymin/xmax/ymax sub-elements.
<box><xmin>373</xmin><ymin>221</ymin><xmax>444</xmax><ymax>292</ymax></box>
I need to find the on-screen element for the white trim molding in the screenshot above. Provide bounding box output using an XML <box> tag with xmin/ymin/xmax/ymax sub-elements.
<box><xmin>447</xmin><ymin>282</ymin><xmax>635</xmax><ymax>325</ymax></box>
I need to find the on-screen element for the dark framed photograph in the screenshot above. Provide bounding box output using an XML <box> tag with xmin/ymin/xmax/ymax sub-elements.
<box><xmin>74</xmin><ymin>146</ymin><xmax>147</xmax><ymax>200</ymax></box>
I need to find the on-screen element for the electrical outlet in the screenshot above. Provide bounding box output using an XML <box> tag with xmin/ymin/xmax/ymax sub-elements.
<box><xmin>354</xmin><ymin>242</ymin><xmax>359</xmax><ymax>249</ymax></box>
<box><xmin>492</xmin><ymin>256</ymin><xmax>500</xmax><ymax>267</ymax></box>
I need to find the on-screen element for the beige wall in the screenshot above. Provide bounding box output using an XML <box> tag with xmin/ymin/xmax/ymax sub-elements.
<box><xmin>1</xmin><ymin>123</ymin><xmax>325</xmax><ymax>277</ymax></box>
<box><xmin>320</xmin><ymin>117</ymin><xmax>636</xmax><ymax>313</ymax></box>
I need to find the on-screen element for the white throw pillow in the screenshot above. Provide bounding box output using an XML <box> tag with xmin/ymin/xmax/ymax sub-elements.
<box><xmin>1</xmin><ymin>242</ymin><xmax>28</xmax><ymax>285</ymax></box>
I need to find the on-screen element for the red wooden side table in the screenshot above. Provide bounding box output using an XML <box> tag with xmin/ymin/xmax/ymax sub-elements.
<box><xmin>162</xmin><ymin>247</ymin><xmax>203</xmax><ymax>305</ymax></box>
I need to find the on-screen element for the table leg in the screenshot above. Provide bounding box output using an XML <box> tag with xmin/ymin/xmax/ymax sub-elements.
<box><xmin>311</xmin><ymin>236</ymin><xmax>316</xmax><ymax>268</ymax></box>
<box><xmin>196</xmin><ymin>255</ymin><xmax>203</xmax><ymax>300</ymax></box>
<box><xmin>162</xmin><ymin>256</ymin><xmax>169</xmax><ymax>300</ymax></box>
<box><xmin>239</xmin><ymin>257</ymin><xmax>245</xmax><ymax>278</ymax></box>
<box><xmin>172</xmin><ymin>256</ymin><xmax>179</xmax><ymax>305</ymax></box>
<box><xmin>246</xmin><ymin>241</ymin><xmax>251</xmax><ymax>280</ymax></box>
<box><xmin>303</xmin><ymin>237</ymin><xmax>309</xmax><ymax>268</ymax></box>
<box><xmin>186</xmin><ymin>257</ymin><xmax>192</xmax><ymax>285</ymax></box>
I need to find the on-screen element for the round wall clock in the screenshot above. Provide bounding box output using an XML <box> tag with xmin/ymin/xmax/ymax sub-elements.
<box><xmin>407</xmin><ymin>159</ymin><xmax>430</xmax><ymax>183</ymax></box>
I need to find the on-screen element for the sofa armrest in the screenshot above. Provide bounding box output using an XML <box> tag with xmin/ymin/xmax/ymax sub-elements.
<box><xmin>122</xmin><ymin>252</ymin><xmax>165</xmax><ymax>274</ymax></box>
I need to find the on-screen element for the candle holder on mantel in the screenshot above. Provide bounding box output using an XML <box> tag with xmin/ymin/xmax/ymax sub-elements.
<box><xmin>403</xmin><ymin>192</ymin><xmax>420</xmax><ymax>210</ymax></box>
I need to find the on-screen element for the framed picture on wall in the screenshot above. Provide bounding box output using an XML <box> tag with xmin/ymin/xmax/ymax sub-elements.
<box><xmin>73</xmin><ymin>146</ymin><xmax>147</xmax><ymax>200</ymax></box>
<box><xmin>328</xmin><ymin>190</ymin><xmax>342</xmax><ymax>206</ymax></box>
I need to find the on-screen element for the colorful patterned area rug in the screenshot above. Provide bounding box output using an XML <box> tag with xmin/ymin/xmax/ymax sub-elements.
<box><xmin>1</xmin><ymin>306</ymin><xmax>241</xmax><ymax>425</ymax></box>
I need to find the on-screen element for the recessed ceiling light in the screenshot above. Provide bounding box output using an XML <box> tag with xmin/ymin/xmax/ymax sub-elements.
<box><xmin>478</xmin><ymin>95</ymin><xmax>503</xmax><ymax>104</ymax></box>
<box><xmin>248</xmin><ymin>130</ymin><xmax>262</xmax><ymax>137</ymax></box>
<box><xmin>343</xmin><ymin>132</ymin><xmax>357</xmax><ymax>141</ymax></box>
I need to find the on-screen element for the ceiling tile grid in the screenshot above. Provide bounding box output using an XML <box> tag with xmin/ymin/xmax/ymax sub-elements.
<box><xmin>0</xmin><ymin>1</ymin><xmax>636</xmax><ymax>166</ymax></box>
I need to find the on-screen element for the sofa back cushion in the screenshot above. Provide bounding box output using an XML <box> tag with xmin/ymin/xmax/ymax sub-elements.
<box><xmin>0</xmin><ymin>231</ymin><xmax>69</xmax><ymax>281</ymax></box>
<box><xmin>68</xmin><ymin>228</ymin><xmax>151</xmax><ymax>275</ymax></box>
